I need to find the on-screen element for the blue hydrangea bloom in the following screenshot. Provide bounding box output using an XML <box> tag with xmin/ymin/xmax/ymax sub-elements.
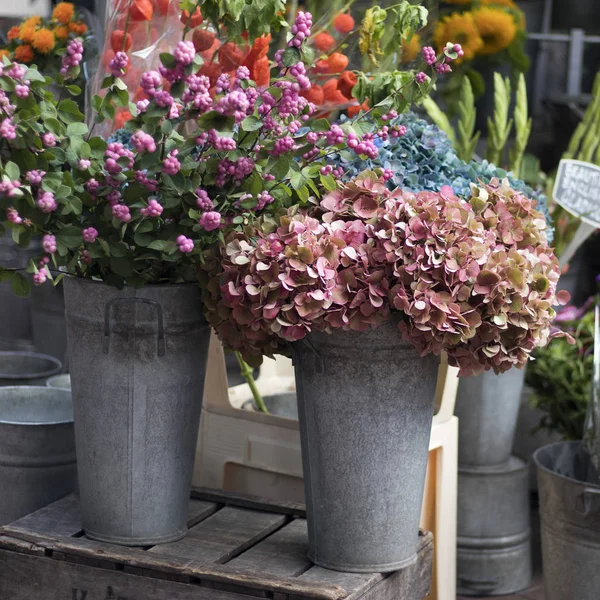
<box><xmin>333</xmin><ymin>112</ymin><xmax>553</xmax><ymax>242</ymax></box>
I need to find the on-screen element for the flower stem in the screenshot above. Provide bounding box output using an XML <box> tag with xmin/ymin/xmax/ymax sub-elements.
<box><xmin>235</xmin><ymin>351</ymin><xmax>269</xmax><ymax>414</ymax></box>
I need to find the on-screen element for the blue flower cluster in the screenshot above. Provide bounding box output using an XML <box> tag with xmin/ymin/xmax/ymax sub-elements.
<box><xmin>334</xmin><ymin>112</ymin><xmax>553</xmax><ymax>242</ymax></box>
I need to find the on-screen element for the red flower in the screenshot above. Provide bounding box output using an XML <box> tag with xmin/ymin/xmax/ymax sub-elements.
<box><xmin>110</xmin><ymin>30</ymin><xmax>133</xmax><ymax>53</ymax></box>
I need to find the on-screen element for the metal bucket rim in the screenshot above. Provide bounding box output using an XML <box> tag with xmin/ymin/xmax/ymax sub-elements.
<box><xmin>0</xmin><ymin>386</ymin><xmax>73</xmax><ymax>426</ymax></box>
<box><xmin>0</xmin><ymin>351</ymin><xmax>62</xmax><ymax>379</ymax></box>
<box><xmin>63</xmin><ymin>274</ymin><xmax>198</xmax><ymax>289</ymax></box>
<box><xmin>45</xmin><ymin>374</ymin><xmax>71</xmax><ymax>390</ymax></box>
<box><xmin>533</xmin><ymin>440</ymin><xmax>600</xmax><ymax>488</ymax></box>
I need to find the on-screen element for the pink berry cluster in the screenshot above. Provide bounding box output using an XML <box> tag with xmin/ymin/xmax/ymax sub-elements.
<box><xmin>61</xmin><ymin>38</ymin><xmax>84</xmax><ymax>76</ymax></box>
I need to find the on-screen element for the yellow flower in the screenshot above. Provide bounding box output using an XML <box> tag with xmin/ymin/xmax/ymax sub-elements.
<box><xmin>0</xmin><ymin>49</ymin><xmax>10</xmax><ymax>61</ymax></box>
<box><xmin>32</xmin><ymin>28</ymin><xmax>55</xmax><ymax>54</ymax></box>
<box><xmin>480</xmin><ymin>0</ymin><xmax>526</xmax><ymax>29</ymax></box>
<box><xmin>19</xmin><ymin>17</ymin><xmax>41</xmax><ymax>44</ymax></box>
<box><xmin>473</xmin><ymin>7</ymin><xmax>518</xmax><ymax>55</ymax></box>
<box><xmin>401</xmin><ymin>33</ymin><xmax>421</xmax><ymax>64</ymax></box>
<box><xmin>52</xmin><ymin>2</ymin><xmax>75</xmax><ymax>24</ymax></box>
<box><xmin>442</xmin><ymin>0</ymin><xmax>472</xmax><ymax>4</ymax></box>
<box><xmin>14</xmin><ymin>44</ymin><xmax>34</xmax><ymax>63</ymax></box>
<box><xmin>53</xmin><ymin>25</ymin><xmax>69</xmax><ymax>41</ymax></box>
<box><xmin>434</xmin><ymin>12</ymin><xmax>483</xmax><ymax>61</ymax></box>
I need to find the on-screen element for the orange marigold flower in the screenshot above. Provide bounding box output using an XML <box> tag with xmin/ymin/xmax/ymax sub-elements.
<box><xmin>333</xmin><ymin>13</ymin><xmax>355</xmax><ymax>34</ymax></box>
<box><xmin>69</xmin><ymin>22</ymin><xmax>88</xmax><ymax>35</ymax></box>
<box><xmin>7</xmin><ymin>26</ymin><xmax>20</xmax><ymax>41</ymax></box>
<box><xmin>327</xmin><ymin>52</ymin><xmax>348</xmax><ymax>73</ymax></box>
<box><xmin>53</xmin><ymin>25</ymin><xmax>69</xmax><ymax>40</ymax></box>
<box><xmin>323</xmin><ymin>78</ymin><xmax>347</xmax><ymax>104</ymax></box>
<box><xmin>14</xmin><ymin>44</ymin><xmax>34</xmax><ymax>63</ymax></box>
<box><xmin>301</xmin><ymin>84</ymin><xmax>324</xmax><ymax>105</ymax></box>
<box><xmin>192</xmin><ymin>28</ymin><xmax>216</xmax><ymax>52</ymax></box>
<box><xmin>19</xmin><ymin>18</ymin><xmax>40</xmax><ymax>44</ymax></box>
<box><xmin>313</xmin><ymin>32</ymin><xmax>335</xmax><ymax>53</ymax></box>
<box><xmin>52</xmin><ymin>2</ymin><xmax>75</xmax><ymax>24</ymax></box>
<box><xmin>32</xmin><ymin>28</ymin><xmax>55</xmax><ymax>54</ymax></box>
<box><xmin>251</xmin><ymin>56</ymin><xmax>270</xmax><ymax>87</ymax></box>
<box><xmin>347</xmin><ymin>101</ymin><xmax>369</xmax><ymax>118</ymax></box>
<box><xmin>0</xmin><ymin>49</ymin><xmax>10</xmax><ymax>61</ymax></box>
<box><xmin>337</xmin><ymin>70</ymin><xmax>357</xmax><ymax>99</ymax></box>
<box><xmin>181</xmin><ymin>7</ymin><xmax>203</xmax><ymax>28</ymax></box>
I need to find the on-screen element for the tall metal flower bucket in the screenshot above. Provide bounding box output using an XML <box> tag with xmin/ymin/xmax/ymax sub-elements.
<box><xmin>293</xmin><ymin>319</ymin><xmax>439</xmax><ymax>572</ymax></box>
<box><xmin>63</xmin><ymin>277</ymin><xmax>211</xmax><ymax>546</ymax></box>
<box><xmin>535</xmin><ymin>441</ymin><xmax>600</xmax><ymax>600</ymax></box>
<box><xmin>0</xmin><ymin>386</ymin><xmax>76</xmax><ymax>526</ymax></box>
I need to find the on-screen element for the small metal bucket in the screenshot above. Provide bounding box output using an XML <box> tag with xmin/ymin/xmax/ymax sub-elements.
<box><xmin>455</xmin><ymin>367</ymin><xmax>527</xmax><ymax>467</ymax></box>
<box><xmin>46</xmin><ymin>374</ymin><xmax>72</xmax><ymax>391</ymax></box>
<box><xmin>294</xmin><ymin>319</ymin><xmax>438</xmax><ymax>572</ymax></box>
<box><xmin>242</xmin><ymin>392</ymin><xmax>299</xmax><ymax>419</ymax></box>
<box><xmin>0</xmin><ymin>386</ymin><xmax>77</xmax><ymax>525</ymax></box>
<box><xmin>0</xmin><ymin>351</ymin><xmax>63</xmax><ymax>386</ymax></box>
<box><xmin>535</xmin><ymin>441</ymin><xmax>600</xmax><ymax>600</ymax></box>
<box><xmin>64</xmin><ymin>277</ymin><xmax>211</xmax><ymax>546</ymax></box>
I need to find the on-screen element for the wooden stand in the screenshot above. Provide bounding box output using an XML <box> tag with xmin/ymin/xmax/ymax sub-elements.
<box><xmin>0</xmin><ymin>489</ymin><xmax>433</xmax><ymax>600</ymax></box>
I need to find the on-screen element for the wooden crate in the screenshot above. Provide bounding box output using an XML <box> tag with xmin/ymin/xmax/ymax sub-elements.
<box><xmin>0</xmin><ymin>488</ymin><xmax>433</xmax><ymax>600</ymax></box>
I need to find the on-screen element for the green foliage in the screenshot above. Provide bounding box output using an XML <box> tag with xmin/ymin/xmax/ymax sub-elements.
<box><xmin>421</xmin><ymin>96</ymin><xmax>456</xmax><ymax>146</ymax></box>
<box><xmin>509</xmin><ymin>73</ymin><xmax>532</xmax><ymax>176</ymax></box>
<box><xmin>527</xmin><ymin>308</ymin><xmax>594</xmax><ymax>440</ymax></box>
<box><xmin>486</xmin><ymin>73</ymin><xmax>513</xmax><ymax>166</ymax></box>
<box><xmin>456</xmin><ymin>76</ymin><xmax>480</xmax><ymax>163</ymax></box>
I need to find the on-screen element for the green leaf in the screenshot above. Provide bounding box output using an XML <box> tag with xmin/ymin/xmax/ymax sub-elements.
<box><xmin>196</xmin><ymin>111</ymin><xmax>235</xmax><ymax>132</ymax></box>
<box><xmin>281</xmin><ymin>46</ymin><xmax>301</xmax><ymax>67</ymax></box>
<box><xmin>147</xmin><ymin>240</ymin><xmax>171</xmax><ymax>251</ymax></box>
<box><xmin>4</xmin><ymin>161</ymin><xmax>20</xmax><ymax>180</ymax></box>
<box><xmin>159</xmin><ymin>53</ymin><xmax>176</xmax><ymax>69</ymax></box>
<box><xmin>241</xmin><ymin>115</ymin><xmax>263</xmax><ymax>132</ymax></box>
<box><xmin>134</xmin><ymin>232</ymin><xmax>152</xmax><ymax>247</ymax></box>
<box><xmin>110</xmin><ymin>257</ymin><xmax>133</xmax><ymax>277</ymax></box>
<box><xmin>58</xmin><ymin>99</ymin><xmax>85</xmax><ymax>124</ymax></box>
<box><xmin>67</xmin><ymin>122</ymin><xmax>89</xmax><ymax>136</ymax></box>
<box><xmin>55</xmin><ymin>226</ymin><xmax>83</xmax><ymax>248</ymax></box>
<box><xmin>11</xmin><ymin>272</ymin><xmax>31</xmax><ymax>297</ymax></box>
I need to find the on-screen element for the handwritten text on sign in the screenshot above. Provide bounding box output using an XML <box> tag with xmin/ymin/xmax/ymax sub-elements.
<box><xmin>553</xmin><ymin>159</ymin><xmax>600</xmax><ymax>228</ymax></box>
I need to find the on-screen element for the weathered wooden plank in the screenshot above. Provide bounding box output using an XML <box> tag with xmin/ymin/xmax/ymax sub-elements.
<box><xmin>149</xmin><ymin>506</ymin><xmax>287</xmax><ymax>564</ymax></box>
<box><xmin>0</xmin><ymin>548</ymin><xmax>348</xmax><ymax>600</ymax></box>
<box><xmin>187</xmin><ymin>499</ymin><xmax>220</xmax><ymax>527</ymax></box>
<box><xmin>192</xmin><ymin>487</ymin><xmax>306</xmax><ymax>518</ymax></box>
<box><xmin>0</xmin><ymin>494</ymin><xmax>82</xmax><ymax>538</ymax></box>
<box><xmin>227</xmin><ymin>519</ymin><xmax>311</xmax><ymax>577</ymax></box>
<box><xmin>298</xmin><ymin>567</ymin><xmax>381</xmax><ymax>597</ymax></box>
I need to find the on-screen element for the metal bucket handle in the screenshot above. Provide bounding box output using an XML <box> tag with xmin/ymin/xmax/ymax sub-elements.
<box><xmin>579</xmin><ymin>487</ymin><xmax>600</xmax><ymax>516</ymax></box>
<box><xmin>103</xmin><ymin>297</ymin><xmax>166</xmax><ymax>356</ymax></box>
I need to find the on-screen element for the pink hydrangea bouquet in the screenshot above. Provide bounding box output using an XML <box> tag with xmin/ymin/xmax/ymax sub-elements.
<box><xmin>202</xmin><ymin>173</ymin><xmax>570</xmax><ymax>375</ymax></box>
<box><xmin>0</xmin><ymin>5</ymin><xmax>459</xmax><ymax>295</ymax></box>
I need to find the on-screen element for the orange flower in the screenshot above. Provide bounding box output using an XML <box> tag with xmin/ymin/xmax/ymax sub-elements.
<box><xmin>181</xmin><ymin>7</ymin><xmax>203</xmax><ymax>28</ymax></box>
<box><xmin>114</xmin><ymin>109</ymin><xmax>132</xmax><ymax>130</ymax></box>
<box><xmin>69</xmin><ymin>22</ymin><xmax>88</xmax><ymax>35</ymax></box>
<box><xmin>19</xmin><ymin>17</ymin><xmax>40</xmax><ymax>44</ymax></box>
<box><xmin>301</xmin><ymin>84</ymin><xmax>324</xmax><ymax>105</ymax></box>
<box><xmin>0</xmin><ymin>49</ymin><xmax>10</xmax><ymax>61</ymax></box>
<box><xmin>313</xmin><ymin>59</ymin><xmax>331</xmax><ymax>74</ymax></box>
<box><xmin>337</xmin><ymin>70</ymin><xmax>357</xmax><ymax>99</ymax></box>
<box><xmin>333</xmin><ymin>13</ymin><xmax>355</xmax><ymax>34</ymax></box>
<box><xmin>313</xmin><ymin>32</ymin><xmax>335</xmax><ymax>53</ymax></box>
<box><xmin>32</xmin><ymin>28</ymin><xmax>55</xmax><ymax>54</ymax></box>
<box><xmin>14</xmin><ymin>45</ymin><xmax>34</xmax><ymax>63</ymax></box>
<box><xmin>347</xmin><ymin>101</ymin><xmax>368</xmax><ymax>118</ymax></box>
<box><xmin>327</xmin><ymin>52</ymin><xmax>348</xmax><ymax>73</ymax></box>
<box><xmin>111</xmin><ymin>30</ymin><xmax>133</xmax><ymax>53</ymax></box>
<box><xmin>52</xmin><ymin>2</ymin><xmax>75</xmax><ymax>24</ymax></box>
<box><xmin>251</xmin><ymin>55</ymin><xmax>270</xmax><ymax>87</ymax></box>
<box><xmin>218</xmin><ymin>42</ymin><xmax>244</xmax><ymax>72</ymax></box>
<box><xmin>7</xmin><ymin>26</ymin><xmax>20</xmax><ymax>41</ymax></box>
<box><xmin>192</xmin><ymin>28</ymin><xmax>216</xmax><ymax>52</ymax></box>
<box><xmin>129</xmin><ymin>0</ymin><xmax>153</xmax><ymax>22</ymax></box>
<box><xmin>53</xmin><ymin>25</ymin><xmax>69</xmax><ymax>40</ymax></box>
<box><xmin>323</xmin><ymin>78</ymin><xmax>347</xmax><ymax>103</ymax></box>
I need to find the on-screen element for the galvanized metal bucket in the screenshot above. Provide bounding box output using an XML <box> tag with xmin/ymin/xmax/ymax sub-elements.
<box><xmin>46</xmin><ymin>374</ymin><xmax>72</xmax><ymax>391</ymax></box>
<box><xmin>293</xmin><ymin>319</ymin><xmax>438</xmax><ymax>572</ymax></box>
<box><xmin>63</xmin><ymin>276</ymin><xmax>211</xmax><ymax>546</ymax></box>
<box><xmin>0</xmin><ymin>351</ymin><xmax>63</xmax><ymax>386</ymax></box>
<box><xmin>455</xmin><ymin>367</ymin><xmax>527</xmax><ymax>467</ymax></box>
<box><xmin>535</xmin><ymin>441</ymin><xmax>600</xmax><ymax>600</ymax></box>
<box><xmin>31</xmin><ymin>276</ymin><xmax>68</xmax><ymax>365</ymax></box>
<box><xmin>457</xmin><ymin>457</ymin><xmax>532</xmax><ymax>596</ymax></box>
<box><xmin>0</xmin><ymin>386</ymin><xmax>77</xmax><ymax>525</ymax></box>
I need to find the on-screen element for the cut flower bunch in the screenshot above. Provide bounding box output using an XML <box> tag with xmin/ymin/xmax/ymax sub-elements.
<box><xmin>0</xmin><ymin>4</ymin><xmax>453</xmax><ymax>295</ymax></box>
<box><xmin>202</xmin><ymin>174</ymin><xmax>570</xmax><ymax>376</ymax></box>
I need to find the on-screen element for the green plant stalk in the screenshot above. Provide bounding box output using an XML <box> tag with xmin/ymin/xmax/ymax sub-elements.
<box><xmin>456</xmin><ymin>75</ymin><xmax>480</xmax><ymax>162</ymax></box>
<box><xmin>509</xmin><ymin>73</ymin><xmax>532</xmax><ymax>176</ymax></box>
<box><xmin>235</xmin><ymin>351</ymin><xmax>269</xmax><ymax>414</ymax></box>
<box><xmin>564</xmin><ymin>72</ymin><xmax>600</xmax><ymax>159</ymax></box>
<box><xmin>421</xmin><ymin>96</ymin><xmax>457</xmax><ymax>145</ymax></box>
<box><xmin>578</xmin><ymin>105</ymin><xmax>600</xmax><ymax>163</ymax></box>
<box><xmin>486</xmin><ymin>73</ymin><xmax>513</xmax><ymax>167</ymax></box>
